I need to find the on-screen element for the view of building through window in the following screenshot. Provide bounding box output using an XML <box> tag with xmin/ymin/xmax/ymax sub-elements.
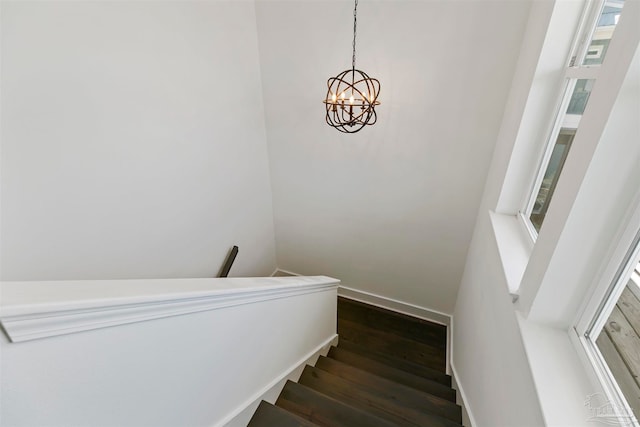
<box><xmin>530</xmin><ymin>130</ymin><xmax>575</xmax><ymax>231</ymax></box>
<box><xmin>530</xmin><ymin>79</ymin><xmax>594</xmax><ymax>231</ymax></box>
<box><xmin>583</xmin><ymin>0</ymin><xmax>625</xmax><ymax>66</ymax></box>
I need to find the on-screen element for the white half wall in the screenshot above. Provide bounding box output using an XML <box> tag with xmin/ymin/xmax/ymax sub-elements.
<box><xmin>1</xmin><ymin>1</ymin><xmax>277</xmax><ymax>280</ymax></box>
<box><xmin>255</xmin><ymin>0</ymin><xmax>532</xmax><ymax>314</ymax></box>
<box><xmin>0</xmin><ymin>276</ymin><xmax>338</xmax><ymax>427</ymax></box>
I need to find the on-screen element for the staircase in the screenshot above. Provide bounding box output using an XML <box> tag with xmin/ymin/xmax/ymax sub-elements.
<box><xmin>248</xmin><ymin>297</ymin><xmax>462</xmax><ymax>426</ymax></box>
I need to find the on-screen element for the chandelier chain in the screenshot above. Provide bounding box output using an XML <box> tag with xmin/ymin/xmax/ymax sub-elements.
<box><xmin>324</xmin><ymin>0</ymin><xmax>379</xmax><ymax>133</ymax></box>
<box><xmin>352</xmin><ymin>0</ymin><xmax>358</xmax><ymax>71</ymax></box>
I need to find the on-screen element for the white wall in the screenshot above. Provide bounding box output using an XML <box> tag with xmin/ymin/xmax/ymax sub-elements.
<box><xmin>453</xmin><ymin>0</ymin><xmax>640</xmax><ymax>425</ymax></box>
<box><xmin>450</xmin><ymin>2</ymin><xmax>574</xmax><ymax>424</ymax></box>
<box><xmin>1</xmin><ymin>1</ymin><xmax>277</xmax><ymax>280</ymax></box>
<box><xmin>453</xmin><ymin>214</ymin><xmax>546</xmax><ymax>426</ymax></box>
<box><xmin>255</xmin><ymin>0</ymin><xmax>532</xmax><ymax>314</ymax></box>
<box><xmin>450</xmin><ymin>1</ymin><xmax>558</xmax><ymax>424</ymax></box>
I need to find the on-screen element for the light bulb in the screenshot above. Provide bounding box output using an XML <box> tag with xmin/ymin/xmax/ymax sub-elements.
<box><xmin>349</xmin><ymin>95</ymin><xmax>354</xmax><ymax>105</ymax></box>
<box><xmin>341</xmin><ymin>92</ymin><xmax>345</xmax><ymax>100</ymax></box>
<box><xmin>331</xmin><ymin>93</ymin><xmax>337</xmax><ymax>102</ymax></box>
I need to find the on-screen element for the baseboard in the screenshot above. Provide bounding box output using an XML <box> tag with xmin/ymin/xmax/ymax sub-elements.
<box><xmin>219</xmin><ymin>333</ymin><xmax>339</xmax><ymax>427</ymax></box>
<box><xmin>337</xmin><ymin>286</ymin><xmax>452</xmax><ymax>327</ymax></box>
<box><xmin>270</xmin><ymin>268</ymin><xmax>301</xmax><ymax>277</ymax></box>
<box><xmin>450</xmin><ymin>362</ymin><xmax>478</xmax><ymax>427</ymax></box>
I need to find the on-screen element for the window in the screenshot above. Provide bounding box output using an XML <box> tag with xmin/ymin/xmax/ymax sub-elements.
<box><xmin>580</xmin><ymin>231</ymin><xmax>640</xmax><ymax>425</ymax></box>
<box><xmin>523</xmin><ymin>0</ymin><xmax>624</xmax><ymax>235</ymax></box>
<box><xmin>594</xmin><ymin>258</ymin><xmax>640</xmax><ymax>420</ymax></box>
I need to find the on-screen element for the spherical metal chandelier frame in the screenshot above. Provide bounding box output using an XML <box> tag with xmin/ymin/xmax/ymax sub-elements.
<box><xmin>324</xmin><ymin>68</ymin><xmax>380</xmax><ymax>134</ymax></box>
<box><xmin>323</xmin><ymin>0</ymin><xmax>380</xmax><ymax>134</ymax></box>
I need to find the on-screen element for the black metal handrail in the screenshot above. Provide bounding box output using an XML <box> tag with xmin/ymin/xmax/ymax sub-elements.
<box><xmin>218</xmin><ymin>246</ymin><xmax>238</xmax><ymax>278</ymax></box>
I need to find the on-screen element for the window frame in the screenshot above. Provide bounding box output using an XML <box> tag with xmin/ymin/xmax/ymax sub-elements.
<box><xmin>522</xmin><ymin>79</ymin><xmax>576</xmax><ymax>233</ymax></box>
<box><xmin>484</xmin><ymin>0</ymin><xmax>640</xmax><ymax>423</ymax></box>
<box><xmin>518</xmin><ymin>0</ymin><xmax>614</xmax><ymax>240</ymax></box>
<box><xmin>572</xmin><ymin>210</ymin><xmax>640</xmax><ymax>426</ymax></box>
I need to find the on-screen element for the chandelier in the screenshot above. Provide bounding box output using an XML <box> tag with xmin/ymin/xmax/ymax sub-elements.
<box><xmin>323</xmin><ymin>0</ymin><xmax>380</xmax><ymax>134</ymax></box>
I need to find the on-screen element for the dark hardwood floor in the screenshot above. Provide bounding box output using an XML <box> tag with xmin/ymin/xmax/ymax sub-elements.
<box><xmin>248</xmin><ymin>297</ymin><xmax>460</xmax><ymax>426</ymax></box>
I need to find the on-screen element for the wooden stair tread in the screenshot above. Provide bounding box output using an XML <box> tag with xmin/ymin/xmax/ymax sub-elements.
<box><xmin>335</xmin><ymin>341</ymin><xmax>451</xmax><ymax>385</ymax></box>
<box><xmin>299</xmin><ymin>365</ymin><xmax>462</xmax><ymax>427</ymax></box>
<box><xmin>316</xmin><ymin>355</ymin><xmax>457</xmax><ymax>408</ymax></box>
<box><xmin>338</xmin><ymin>297</ymin><xmax>447</xmax><ymax>348</ymax></box>
<box><xmin>276</xmin><ymin>380</ymin><xmax>396</xmax><ymax>427</ymax></box>
<box><xmin>327</xmin><ymin>346</ymin><xmax>454</xmax><ymax>398</ymax></box>
<box><xmin>338</xmin><ymin>318</ymin><xmax>446</xmax><ymax>370</ymax></box>
<box><xmin>248</xmin><ymin>401</ymin><xmax>319</xmax><ymax>427</ymax></box>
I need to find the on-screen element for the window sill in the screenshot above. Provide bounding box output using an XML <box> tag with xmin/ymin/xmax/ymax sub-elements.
<box><xmin>486</xmin><ymin>209</ymin><xmax>606</xmax><ymax>426</ymax></box>
<box><xmin>489</xmin><ymin>211</ymin><xmax>534</xmax><ymax>298</ymax></box>
<box><xmin>517</xmin><ymin>313</ymin><xmax>609</xmax><ymax>426</ymax></box>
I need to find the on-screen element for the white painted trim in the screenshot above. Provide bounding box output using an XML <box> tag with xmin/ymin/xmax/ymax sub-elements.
<box><xmin>218</xmin><ymin>334</ymin><xmax>339</xmax><ymax>427</ymax></box>
<box><xmin>450</xmin><ymin>362</ymin><xmax>478</xmax><ymax>427</ymax></box>
<box><xmin>572</xmin><ymin>331</ymin><xmax>639</xmax><ymax>427</ymax></box>
<box><xmin>446</xmin><ymin>314</ymin><xmax>453</xmax><ymax>377</ymax></box>
<box><xmin>630</xmin><ymin>271</ymin><xmax>640</xmax><ymax>301</ymax></box>
<box><xmin>564</xmin><ymin>66</ymin><xmax>600</xmax><ymax>79</ymax></box>
<box><xmin>574</xmin><ymin>195</ymin><xmax>640</xmax><ymax>336</ymax></box>
<box><xmin>523</xmin><ymin>77</ymin><xmax>576</xmax><ymax>219</ymax></box>
<box><xmin>490</xmin><ymin>211</ymin><xmax>533</xmax><ymax>296</ymax></box>
<box><xmin>270</xmin><ymin>268</ymin><xmax>301</xmax><ymax>277</ymax></box>
<box><xmin>337</xmin><ymin>285</ymin><xmax>451</xmax><ymax>327</ymax></box>
<box><xmin>0</xmin><ymin>276</ymin><xmax>339</xmax><ymax>343</ymax></box>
